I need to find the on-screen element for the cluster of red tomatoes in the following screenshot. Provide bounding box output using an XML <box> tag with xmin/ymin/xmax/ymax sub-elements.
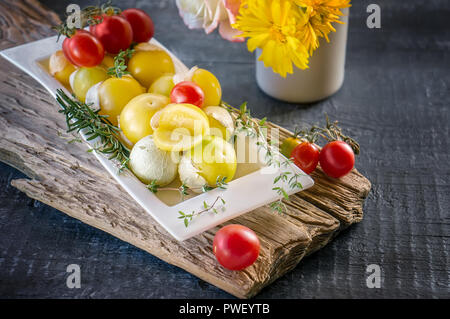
<box><xmin>62</xmin><ymin>8</ymin><xmax>154</xmax><ymax>68</ymax></box>
<box><xmin>281</xmin><ymin>137</ymin><xmax>356</xmax><ymax>178</ymax></box>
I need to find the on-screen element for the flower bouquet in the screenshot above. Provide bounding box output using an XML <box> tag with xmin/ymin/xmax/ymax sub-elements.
<box><xmin>177</xmin><ymin>0</ymin><xmax>351</xmax><ymax>102</ymax></box>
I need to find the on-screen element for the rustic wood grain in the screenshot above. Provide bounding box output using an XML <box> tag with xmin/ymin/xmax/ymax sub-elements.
<box><xmin>0</xmin><ymin>0</ymin><xmax>60</xmax><ymax>50</ymax></box>
<box><xmin>0</xmin><ymin>0</ymin><xmax>371</xmax><ymax>298</ymax></box>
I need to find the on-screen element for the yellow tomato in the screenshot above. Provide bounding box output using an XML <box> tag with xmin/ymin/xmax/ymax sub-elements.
<box><xmin>72</xmin><ymin>67</ymin><xmax>108</xmax><ymax>102</ymax></box>
<box><xmin>188</xmin><ymin>135</ymin><xmax>237</xmax><ymax>186</ymax></box>
<box><xmin>98</xmin><ymin>76</ymin><xmax>145</xmax><ymax>126</ymax></box>
<box><xmin>191</xmin><ymin>68</ymin><xmax>222</xmax><ymax>107</ymax></box>
<box><xmin>49</xmin><ymin>50</ymin><xmax>76</xmax><ymax>88</ymax></box>
<box><xmin>148</xmin><ymin>74</ymin><xmax>174</xmax><ymax>97</ymax></box>
<box><xmin>128</xmin><ymin>50</ymin><xmax>175</xmax><ymax>88</ymax></box>
<box><xmin>119</xmin><ymin>93</ymin><xmax>170</xmax><ymax>144</ymax></box>
<box><xmin>153</xmin><ymin>103</ymin><xmax>209</xmax><ymax>151</ymax></box>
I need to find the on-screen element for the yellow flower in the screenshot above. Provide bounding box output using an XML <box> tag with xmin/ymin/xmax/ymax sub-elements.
<box><xmin>296</xmin><ymin>0</ymin><xmax>351</xmax><ymax>54</ymax></box>
<box><xmin>233</xmin><ymin>0</ymin><xmax>310</xmax><ymax>77</ymax></box>
<box><xmin>233</xmin><ymin>0</ymin><xmax>350</xmax><ymax>76</ymax></box>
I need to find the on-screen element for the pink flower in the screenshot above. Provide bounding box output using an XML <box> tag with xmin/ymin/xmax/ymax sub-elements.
<box><xmin>176</xmin><ymin>0</ymin><xmax>244</xmax><ymax>42</ymax></box>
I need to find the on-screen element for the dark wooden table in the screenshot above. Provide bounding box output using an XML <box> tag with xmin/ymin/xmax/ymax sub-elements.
<box><xmin>0</xmin><ymin>0</ymin><xmax>448</xmax><ymax>298</ymax></box>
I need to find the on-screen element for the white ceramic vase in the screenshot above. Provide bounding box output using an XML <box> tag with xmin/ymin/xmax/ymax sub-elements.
<box><xmin>255</xmin><ymin>8</ymin><xmax>349</xmax><ymax>103</ymax></box>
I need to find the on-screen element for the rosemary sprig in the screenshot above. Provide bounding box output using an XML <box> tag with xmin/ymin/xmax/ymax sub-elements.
<box><xmin>178</xmin><ymin>196</ymin><xmax>226</xmax><ymax>227</ymax></box>
<box><xmin>107</xmin><ymin>48</ymin><xmax>135</xmax><ymax>78</ymax></box>
<box><xmin>56</xmin><ymin>89</ymin><xmax>130</xmax><ymax>169</ymax></box>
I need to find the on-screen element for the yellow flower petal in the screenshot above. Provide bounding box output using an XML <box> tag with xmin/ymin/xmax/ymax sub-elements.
<box><xmin>233</xmin><ymin>0</ymin><xmax>350</xmax><ymax>76</ymax></box>
<box><xmin>247</xmin><ymin>33</ymin><xmax>270</xmax><ymax>52</ymax></box>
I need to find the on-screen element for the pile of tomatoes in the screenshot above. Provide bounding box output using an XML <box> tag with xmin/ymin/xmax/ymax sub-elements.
<box><xmin>62</xmin><ymin>8</ymin><xmax>154</xmax><ymax>67</ymax></box>
<box><xmin>51</xmin><ymin>6</ymin><xmax>262</xmax><ymax>272</ymax></box>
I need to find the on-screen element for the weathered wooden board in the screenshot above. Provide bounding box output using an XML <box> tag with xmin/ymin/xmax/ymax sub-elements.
<box><xmin>0</xmin><ymin>0</ymin><xmax>371</xmax><ymax>298</ymax></box>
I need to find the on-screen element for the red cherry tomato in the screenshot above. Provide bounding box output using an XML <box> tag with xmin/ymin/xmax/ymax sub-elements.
<box><xmin>62</xmin><ymin>36</ymin><xmax>77</xmax><ymax>65</ymax></box>
<box><xmin>170</xmin><ymin>81</ymin><xmax>205</xmax><ymax>108</ymax></box>
<box><xmin>90</xmin><ymin>15</ymin><xmax>133</xmax><ymax>54</ymax></box>
<box><xmin>291</xmin><ymin>142</ymin><xmax>320</xmax><ymax>174</ymax></box>
<box><xmin>213</xmin><ymin>224</ymin><xmax>260</xmax><ymax>271</ymax></box>
<box><xmin>121</xmin><ymin>8</ymin><xmax>154</xmax><ymax>43</ymax></box>
<box><xmin>319</xmin><ymin>140</ymin><xmax>355</xmax><ymax>178</ymax></box>
<box><xmin>62</xmin><ymin>30</ymin><xmax>104</xmax><ymax>67</ymax></box>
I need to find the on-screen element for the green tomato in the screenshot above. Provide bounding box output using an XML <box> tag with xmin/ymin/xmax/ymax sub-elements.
<box><xmin>148</xmin><ymin>74</ymin><xmax>174</xmax><ymax>97</ymax></box>
<box><xmin>280</xmin><ymin>137</ymin><xmax>301</xmax><ymax>158</ymax></box>
<box><xmin>72</xmin><ymin>67</ymin><xmax>108</xmax><ymax>102</ymax></box>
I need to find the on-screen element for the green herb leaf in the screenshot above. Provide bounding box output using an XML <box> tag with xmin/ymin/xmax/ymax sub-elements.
<box><xmin>107</xmin><ymin>48</ymin><xmax>134</xmax><ymax>78</ymax></box>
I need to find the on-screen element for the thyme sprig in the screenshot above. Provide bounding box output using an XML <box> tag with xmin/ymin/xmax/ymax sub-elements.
<box><xmin>147</xmin><ymin>176</ymin><xmax>228</xmax><ymax>200</ymax></box>
<box><xmin>173</xmin><ymin>101</ymin><xmax>306</xmax><ymax>221</ymax></box>
<box><xmin>269</xmin><ymin>200</ymin><xmax>287</xmax><ymax>215</ymax></box>
<box><xmin>148</xmin><ymin>176</ymin><xmax>228</xmax><ymax>226</ymax></box>
<box><xmin>270</xmin><ymin>158</ymin><xmax>305</xmax><ymax>214</ymax></box>
<box><xmin>178</xmin><ymin>196</ymin><xmax>226</xmax><ymax>227</ymax></box>
<box><xmin>157</xmin><ymin>101</ymin><xmax>309</xmax><ymax>226</ymax></box>
<box><xmin>221</xmin><ymin>101</ymin><xmax>304</xmax><ymax>215</ymax></box>
<box><xmin>107</xmin><ymin>48</ymin><xmax>135</xmax><ymax>78</ymax></box>
<box><xmin>222</xmin><ymin>101</ymin><xmax>267</xmax><ymax>139</ymax></box>
<box><xmin>146</xmin><ymin>180</ymin><xmax>190</xmax><ymax>200</ymax></box>
<box><xmin>317</xmin><ymin>115</ymin><xmax>360</xmax><ymax>155</ymax></box>
<box><xmin>293</xmin><ymin>115</ymin><xmax>360</xmax><ymax>155</ymax></box>
<box><xmin>56</xmin><ymin>89</ymin><xmax>130</xmax><ymax>169</ymax></box>
<box><xmin>202</xmin><ymin>176</ymin><xmax>228</xmax><ymax>192</ymax></box>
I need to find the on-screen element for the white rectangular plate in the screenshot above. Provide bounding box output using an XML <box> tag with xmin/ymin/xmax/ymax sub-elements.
<box><xmin>0</xmin><ymin>35</ymin><xmax>314</xmax><ymax>241</ymax></box>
